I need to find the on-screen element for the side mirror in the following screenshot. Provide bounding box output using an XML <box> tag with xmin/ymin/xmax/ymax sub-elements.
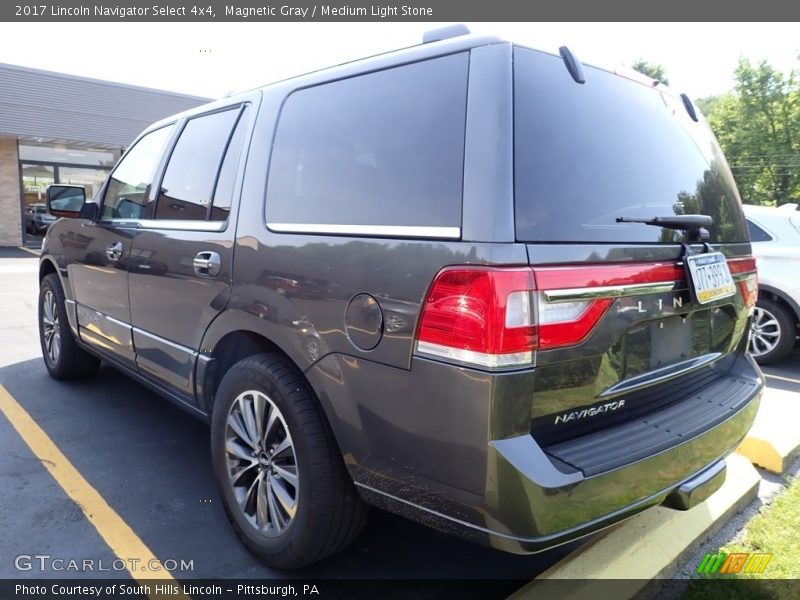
<box><xmin>47</xmin><ymin>185</ymin><xmax>86</xmax><ymax>218</ymax></box>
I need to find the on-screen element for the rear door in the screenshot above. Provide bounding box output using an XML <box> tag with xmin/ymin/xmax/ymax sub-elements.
<box><xmin>512</xmin><ymin>47</ymin><xmax>755</xmax><ymax>443</ymax></box>
<box><xmin>127</xmin><ymin>101</ymin><xmax>255</xmax><ymax>401</ymax></box>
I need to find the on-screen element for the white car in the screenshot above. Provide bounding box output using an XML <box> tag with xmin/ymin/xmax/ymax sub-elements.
<box><xmin>743</xmin><ymin>203</ymin><xmax>800</xmax><ymax>363</ymax></box>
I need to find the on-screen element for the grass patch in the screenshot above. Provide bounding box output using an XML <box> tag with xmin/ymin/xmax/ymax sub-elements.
<box><xmin>682</xmin><ymin>475</ymin><xmax>800</xmax><ymax>599</ymax></box>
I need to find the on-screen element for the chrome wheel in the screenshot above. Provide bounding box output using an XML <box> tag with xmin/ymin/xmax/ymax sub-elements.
<box><xmin>750</xmin><ymin>306</ymin><xmax>781</xmax><ymax>358</ymax></box>
<box><xmin>42</xmin><ymin>289</ymin><xmax>61</xmax><ymax>364</ymax></box>
<box><xmin>225</xmin><ymin>390</ymin><xmax>299</xmax><ymax>536</ymax></box>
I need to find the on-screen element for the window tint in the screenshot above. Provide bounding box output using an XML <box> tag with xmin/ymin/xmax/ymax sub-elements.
<box><xmin>266</xmin><ymin>53</ymin><xmax>468</xmax><ymax>233</ymax></box>
<box><xmin>211</xmin><ymin>107</ymin><xmax>250</xmax><ymax>221</ymax></box>
<box><xmin>102</xmin><ymin>125</ymin><xmax>173</xmax><ymax>220</ymax></box>
<box><xmin>513</xmin><ymin>47</ymin><xmax>748</xmax><ymax>244</ymax></box>
<box><xmin>155</xmin><ymin>108</ymin><xmax>241</xmax><ymax>221</ymax></box>
<box><xmin>746</xmin><ymin>219</ymin><xmax>773</xmax><ymax>242</ymax></box>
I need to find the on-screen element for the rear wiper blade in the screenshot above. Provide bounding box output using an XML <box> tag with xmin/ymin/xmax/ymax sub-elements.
<box><xmin>616</xmin><ymin>214</ymin><xmax>713</xmax><ymax>242</ymax></box>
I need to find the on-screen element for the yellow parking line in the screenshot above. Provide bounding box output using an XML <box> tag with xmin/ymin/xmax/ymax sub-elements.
<box><xmin>17</xmin><ymin>246</ymin><xmax>40</xmax><ymax>256</ymax></box>
<box><xmin>0</xmin><ymin>384</ymin><xmax>178</xmax><ymax>584</ymax></box>
<box><xmin>764</xmin><ymin>373</ymin><xmax>800</xmax><ymax>386</ymax></box>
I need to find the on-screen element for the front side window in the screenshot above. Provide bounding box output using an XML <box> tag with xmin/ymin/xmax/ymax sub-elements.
<box><xmin>265</xmin><ymin>53</ymin><xmax>468</xmax><ymax>235</ymax></box>
<box><xmin>155</xmin><ymin>108</ymin><xmax>242</xmax><ymax>221</ymax></box>
<box><xmin>101</xmin><ymin>125</ymin><xmax>174</xmax><ymax>220</ymax></box>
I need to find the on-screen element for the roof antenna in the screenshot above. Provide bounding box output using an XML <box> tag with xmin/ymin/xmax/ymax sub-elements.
<box><xmin>680</xmin><ymin>93</ymin><xmax>699</xmax><ymax>122</ymax></box>
<box><xmin>559</xmin><ymin>46</ymin><xmax>585</xmax><ymax>84</ymax></box>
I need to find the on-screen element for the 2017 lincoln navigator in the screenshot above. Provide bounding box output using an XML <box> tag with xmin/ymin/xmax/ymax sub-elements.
<box><xmin>38</xmin><ymin>27</ymin><xmax>763</xmax><ymax>568</ymax></box>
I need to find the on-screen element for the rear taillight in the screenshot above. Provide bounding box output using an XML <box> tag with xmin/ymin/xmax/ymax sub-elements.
<box><xmin>728</xmin><ymin>256</ymin><xmax>758</xmax><ymax>309</ymax></box>
<box><xmin>416</xmin><ymin>258</ymin><xmax>759</xmax><ymax>369</ymax></box>
<box><xmin>415</xmin><ymin>268</ymin><xmax>537</xmax><ymax>368</ymax></box>
<box><xmin>416</xmin><ymin>262</ymin><xmax>685</xmax><ymax>368</ymax></box>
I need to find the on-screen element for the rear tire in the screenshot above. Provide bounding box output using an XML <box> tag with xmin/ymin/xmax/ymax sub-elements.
<box><xmin>38</xmin><ymin>273</ymin><xmax>101</xmax><ymax>379</ymax></box>
<box><xmin>211</xmin><ymin>353</ymin><xmax>368</xmax><ymax>569</ymax></box>
<box><xmin>749</xmin><ymin>297</ymin><xmax>796</xmax><ymax>364</ymax></box>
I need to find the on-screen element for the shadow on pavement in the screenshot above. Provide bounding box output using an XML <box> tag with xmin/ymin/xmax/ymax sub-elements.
<box><xmin>0</xmin><ymin>357</ymin><xmax>576</xmax><ymax>580</ymax></box>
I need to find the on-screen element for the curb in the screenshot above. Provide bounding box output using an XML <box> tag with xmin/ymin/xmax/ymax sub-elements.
<box><xmin>737</xmin><ymin>387</ymin><xmax>800</xmax><ymax>474</ymax></box>
<box><xmin>510</xmin><ymin>453</ymin><xmax>759</xmax><ymax>600</ymax></box>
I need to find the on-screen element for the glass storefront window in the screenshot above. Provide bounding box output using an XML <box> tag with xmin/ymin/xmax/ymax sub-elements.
<box><xmin>18</xmin><ymin>140</ymin><xmax>121</xmax><ymax>167</ymax></box>
<box><xmin>21</xmin><ymin>164</ymin><xmax>55</xmax><ymax>210</ymax></box>
<box><xmin>59</xmin><ymin>167</ymin><xmax>110</xmax><ymax>201</ymax></box>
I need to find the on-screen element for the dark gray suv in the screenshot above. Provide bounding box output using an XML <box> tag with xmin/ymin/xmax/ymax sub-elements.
<box><xmin>38</xmin><ymin>29</ymin><xmax>763</xmax><ymax>569</ymax></box>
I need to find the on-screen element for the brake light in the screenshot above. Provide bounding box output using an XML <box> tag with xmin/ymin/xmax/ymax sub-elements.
<box><xmin>415</xmin><ymin>262</ymin><xmax>685</xmax><ymax>368</ymax></box>
<box><xmin>728</xmin><ymin>256</ymin><xmax>758</xmax><ymax>308</ymax></box>
<box><xmin>415</xmin><ymin>268</ymin><xmax>537</xmax><ymax>368</ymax></box>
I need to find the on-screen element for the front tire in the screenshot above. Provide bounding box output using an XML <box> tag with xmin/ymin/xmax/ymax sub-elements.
<box><xmin>38</xmin><ymin>273</ymin><xmax>101</xmax><ymax>379</ymax></box>
<box><xmin>749</xmin><ymin>298</ymin><xmax>796</xmax><ymax>364</ymax></box>
<box><xmin>211</xmin><ymin>353</ymin><xmax>368</xmax><ymax>569</ymax></box>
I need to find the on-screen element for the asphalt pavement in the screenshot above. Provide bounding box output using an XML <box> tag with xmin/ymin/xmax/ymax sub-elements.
<box><xmin>1</xmin><ymin>248</ymin><xmax>797</xmax><ymax>584</ymax></box>
<box><xmin>0</xmin><ymin>250</ymin><xmax>577</xmax><ymax>582</ymax></box>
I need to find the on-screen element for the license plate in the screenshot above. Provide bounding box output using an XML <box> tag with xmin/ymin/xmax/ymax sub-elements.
<box><xmin>686</xmin><ymin>252</ymin><xmax>736</xmax><ymax>304</ymax></box>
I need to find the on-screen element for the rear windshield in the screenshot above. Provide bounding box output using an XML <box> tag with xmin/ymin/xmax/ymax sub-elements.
<box><xmin>513</xmin><ymin>47</ymin><xmax>748</xmax><ymax>244</ymax></box>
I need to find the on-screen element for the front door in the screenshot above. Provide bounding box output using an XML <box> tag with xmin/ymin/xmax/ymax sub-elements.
<box><xmin>67</xmin><ymin>124</ymin><xmax>176</xmax><ymax>365</ymax></box>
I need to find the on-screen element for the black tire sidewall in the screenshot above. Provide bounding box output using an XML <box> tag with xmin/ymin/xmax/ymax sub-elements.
<box><xmin>38</xmin><ymin>275</ymin><xmax>67</xmax><ymax>376</ymax></box>
<box><xmin>752</xmin><ymin>298</ymin><xmax>796</xmax><ymax>364</ymax></box>
<box><xmin>210</xmin><ymin>358</ymin><xmax>323</xmax><ymax>565</ymax></box>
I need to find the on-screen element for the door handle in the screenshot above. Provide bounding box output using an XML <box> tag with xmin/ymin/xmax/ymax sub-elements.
<box><xmin>106</xmin><ymin>242</ymin><xmax>123</xmax><ymax>262</ymax></box>
<box><xmin>193</xmin><ymin>251</ymin><xmax>221</xmax><ymax>277</ymax></box>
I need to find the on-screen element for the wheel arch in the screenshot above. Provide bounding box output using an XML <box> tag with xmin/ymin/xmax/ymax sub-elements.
<box><xmin>198</xmin><ymin>310</ymin><xmax>327</xmax><ymax>416</ymax></box>
<box><xmin>758</xmin><ymin>284</ymin><xmax>800</xmax><ymax>325</ymax></box>
<box><xmin>39</xmin><ymin>257</ymin><xmax>58</xmax><ymax>282</ymax></box>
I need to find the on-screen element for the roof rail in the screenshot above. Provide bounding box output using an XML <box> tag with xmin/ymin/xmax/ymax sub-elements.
<box><xmin>423</xmin><ymin>24</ymin><xmax>471</xmax><ymax>44</ymax></box>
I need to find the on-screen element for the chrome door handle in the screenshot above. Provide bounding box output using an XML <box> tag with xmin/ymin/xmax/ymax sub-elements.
<box><xmin>193</xmin><ymin>251</ymin><xmax>221</xmax><ymax>277</ymax></box>
<box><xmin>106</xmin><ymin>242</ymin><xmax>123</xmax><ymax>262</ymax></box>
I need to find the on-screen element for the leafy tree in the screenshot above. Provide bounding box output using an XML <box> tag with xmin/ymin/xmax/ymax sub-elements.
<box><xmin>631</xmin><ymin>59</ymin><xmax>670</xmax><ymax>85</ymax></box>
<box><xmin>700</xmin><ymin>60</ymin><xmax>800</xmax><ymax>206</ymax></box>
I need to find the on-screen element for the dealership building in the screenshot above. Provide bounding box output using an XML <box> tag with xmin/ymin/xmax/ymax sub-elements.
<box><xmin>0</xmin><ymin>63</ymin><xmax>209</xmax><ymax>247</ymax></box>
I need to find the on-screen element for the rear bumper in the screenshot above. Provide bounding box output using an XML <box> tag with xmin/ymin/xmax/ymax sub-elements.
<box><xmin>476</xmin><ymin>354</ymin><xmax>762</xmax><ymax>553</ymax></box>
<box><xmin>309</xmin><ymin>351</ymin><xmax>763</xmax><ymax>554</ymax></box>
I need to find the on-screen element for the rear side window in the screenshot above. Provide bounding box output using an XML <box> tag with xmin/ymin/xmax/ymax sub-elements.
<box><xmin>266</xmin><ymin>53</ymin><xmax>468</xmax><ymax>236</ymax></box>
<box><xmin>513</xmin><ymin>47</ymin><xmax>748</xmax><ymax>244</ymax></box>
<box><xmin>155</xmin><ymin>107</ymin><xmax>242</xmax><ymax>221</ymax></box>
<box><xmin>746</xmin><ymin>219</ymin><xmax>773</xmax><ymax>242</ymax></box>
<box><xmin>211</xmin><ymin>106</ymin><xmax>251</xmax><ymax>221</ymax></box>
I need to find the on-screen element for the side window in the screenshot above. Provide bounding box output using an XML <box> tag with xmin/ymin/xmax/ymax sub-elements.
<box><xmin>210</xmin><ymin>107</ymin><xmax>250</xmax><ymax>221</ymax></box>
<box><xmin>154</xmin><ymin>108</ymin><xmax>240</xmax><ymax>221</ymax></box>
<box><xmin>265</xmin><ymin>53</ymin><xmax>468</xmax><ymax>235</ymax></box>
<box><xmin>101</xmin><ymin>125</ymin><xmax>174</xmax><ymax>220</ymax></box>
<box><xmin>746</xmin><ymin>219</ymin><xmax>773</xmax><ymax>242</ymax></box>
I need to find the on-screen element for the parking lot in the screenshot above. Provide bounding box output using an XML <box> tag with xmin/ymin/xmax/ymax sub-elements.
<box><xmin>1</xmin><ymin>248</ymin><xmax>798</xmax><ymax>586</ymax></box>
<box><xmin>0</xmin><ymin>248</ymin><xmax>579</xmax><ymax>585</ymax></box>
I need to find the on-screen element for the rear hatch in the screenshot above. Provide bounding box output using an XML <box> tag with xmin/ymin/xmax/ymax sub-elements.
<box><xmin>513</xmin><ymin>46</ymin><xmax>757</xmax><ymax>446</ymax></box>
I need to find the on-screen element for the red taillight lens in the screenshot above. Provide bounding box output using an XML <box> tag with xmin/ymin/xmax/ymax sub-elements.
<box><xmin>415</xmin><ymin>258</ymin><xmax>753</xmax><ymax>369</ymax></box>
<box><xmin>728</xmin><ymin>256</ymin><xmax>758</xmax><ymax>308</ymax></box>
<box><xmin>415</xmin><ymin>263</ymin><xmax>641</xmax><ymax>367</ymax></box>
<box><xmin>416</xmin><ymin>268</ymin><xmax>537</xmax><ymax>368</ymax></box>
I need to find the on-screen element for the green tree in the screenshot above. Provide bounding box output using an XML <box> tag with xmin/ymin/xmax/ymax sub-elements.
<box><xmin>701</xmin><ymin>59</ymin><xmax>800</xmax><ymax>206</ymax></box>
<box><xmin>631</xmin><ymin>59</ymin><xmax>670</xmax><ymax>85</ymax></box>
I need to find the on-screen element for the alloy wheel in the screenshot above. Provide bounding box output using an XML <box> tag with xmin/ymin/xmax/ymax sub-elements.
<box><xmin>224</xmin><ymin>390</ymin><xmax>299</xmax><ymax>536</ymax></box>
<box><xmin>42</xmin><ymin>289</ymin><xmax>61</xmax><ymax>364</ymax></box>
<box><xmin>749</xmin><ymin>306</ymin><xmax>782</xmax><ymax>358</ymax></box>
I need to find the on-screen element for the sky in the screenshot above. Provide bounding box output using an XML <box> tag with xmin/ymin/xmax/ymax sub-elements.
<box><xmin>0</xmin><ymin>22</ymin><xmax>797</xmax><ymax>100</ymax></box>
